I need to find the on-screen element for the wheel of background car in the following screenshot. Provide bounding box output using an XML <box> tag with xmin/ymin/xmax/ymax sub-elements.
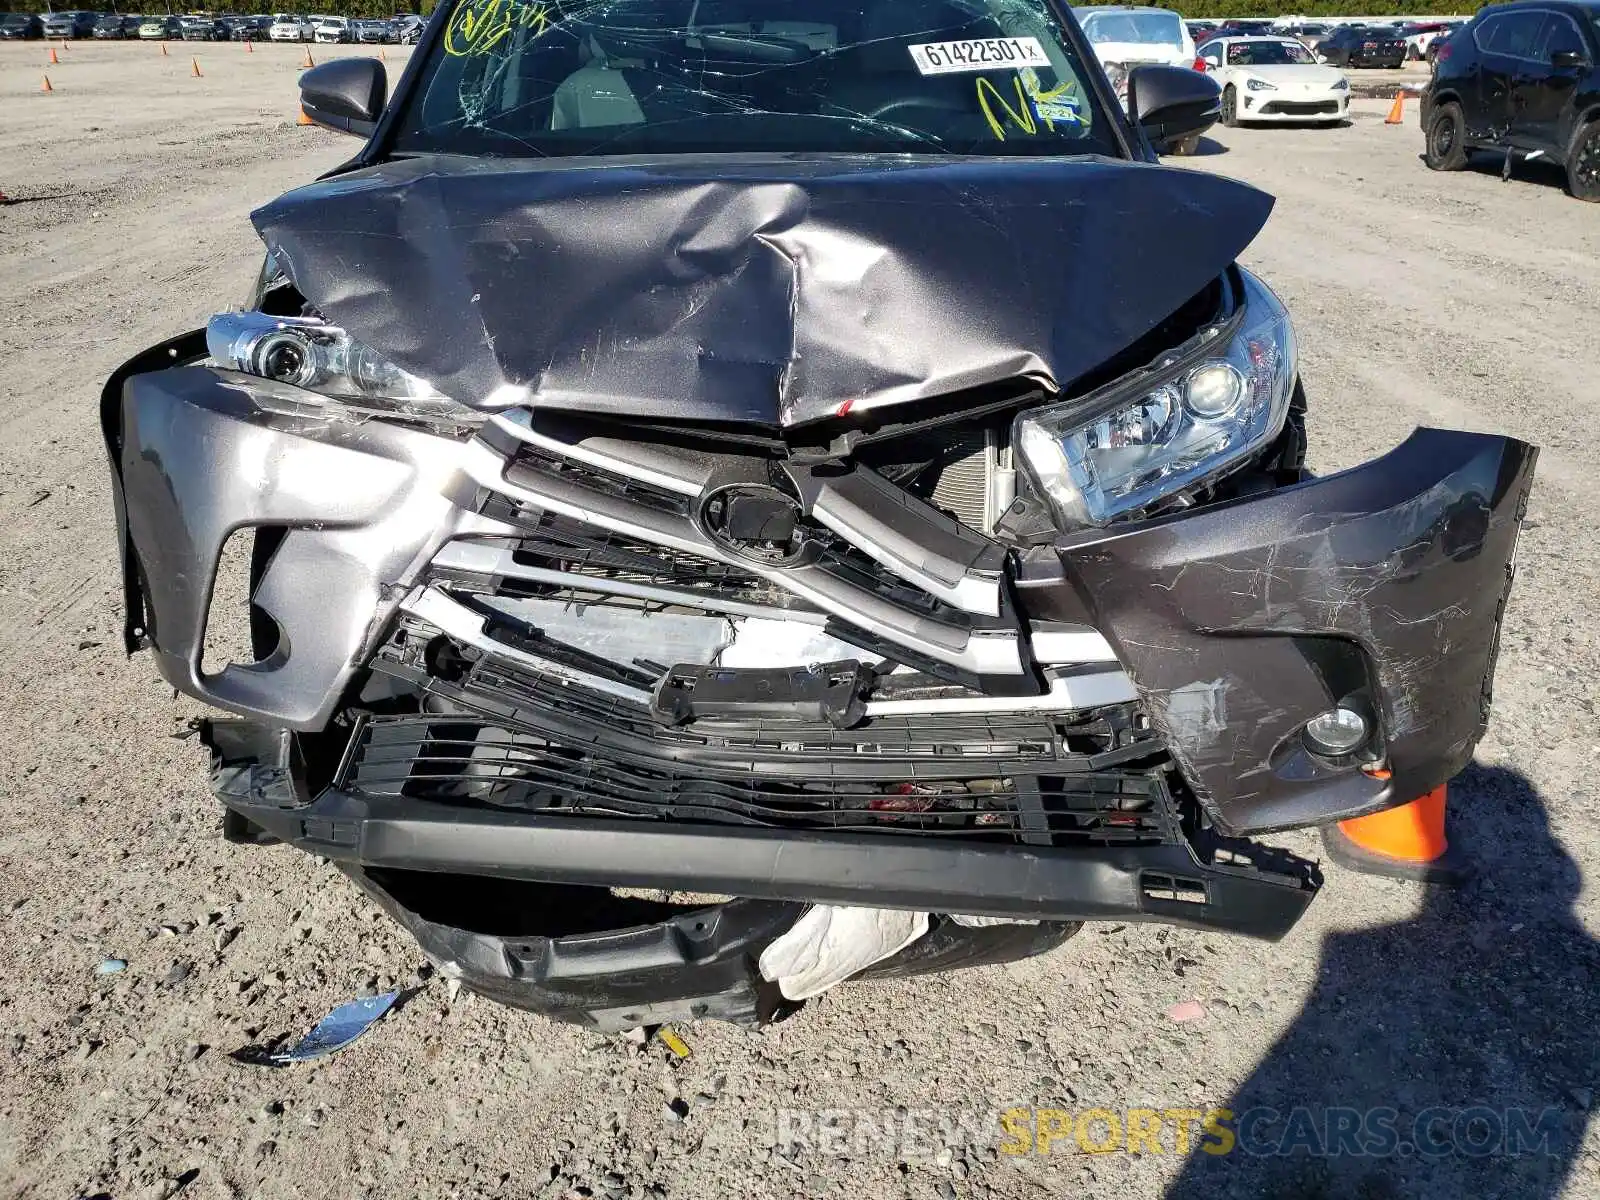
<box><xmin>1221</xmin><ymin>84</ymin><xmax>1239</xmax><ymax>127</ymax></box>
<box><xmin>1424</xmin><ymin>102</ymin><xmax>1468</xmax><ymax>171</ymax></box>
<box><xmin>1566</xmin><ymin>120</ymin><xmax>1600</xmax><ymax>202</ymax></box>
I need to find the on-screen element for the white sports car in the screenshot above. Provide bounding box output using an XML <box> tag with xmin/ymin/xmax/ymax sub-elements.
<box><xmin>1196</xmin><ymin>35</ymin><xmax>1351</xmax><ymax>127</ymax></box>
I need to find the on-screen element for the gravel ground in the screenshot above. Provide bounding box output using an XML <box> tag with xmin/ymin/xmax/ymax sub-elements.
<box><xmin>2</xmin><ymin>40</ymin><xmax>1599</xmax><ymax>1200</ymax></box>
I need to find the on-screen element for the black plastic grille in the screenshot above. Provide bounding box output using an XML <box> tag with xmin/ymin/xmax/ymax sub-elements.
<box><xmin>337</xmin><ymin>714</ymin><xmax>1176</xmax><ymax>846</ymax></box>
<box><xmin>372</xmin><ymin>633</ymin><xmax>1155</xmax><ymax>779</ymax></box>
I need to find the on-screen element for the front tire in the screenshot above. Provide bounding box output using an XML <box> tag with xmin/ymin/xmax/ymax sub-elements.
<box><xmin>1567</xmin><ymin>120</ymin><xmax>1600</xmax><ymax>201</ymax></box>
<box><xmin>1424</xmin><ymin>102</ymin><xmax>1469</xmax><ymax>171</ymax></box>
<box><xmin>1221</xmin><ymin>85</ymin><xmax>1239</xmax><ymax>127</ymax></box>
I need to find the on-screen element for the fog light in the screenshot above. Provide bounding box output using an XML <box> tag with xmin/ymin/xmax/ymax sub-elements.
<box><xmin>1303</xmin><ymin>707</ymin><xmax>1369</xmax><ymax>756</ymax></box>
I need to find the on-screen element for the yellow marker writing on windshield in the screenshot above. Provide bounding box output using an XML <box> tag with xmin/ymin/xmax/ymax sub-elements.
<box><xmin>444</xmin><ymin>0</ymin><xmax>556</xmax><ymax>57</ymax></box>
<box><xmin>977</xmin><ymin>75</ymin><xmax>1037</xmax><ymax>140</ymax></box>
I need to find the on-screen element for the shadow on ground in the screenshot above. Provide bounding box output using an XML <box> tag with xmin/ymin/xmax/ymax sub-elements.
<box><xmin>1415</xmin><ymin>149</ymin><xmax>1574</xmax><ymax>197</ymax></box>
<box><xmin>1168</xmin><ymin>762</ymin><xmax>1600</xmax><ymax>1199</ymax></box>
<box><xmin>1168</xmin><ymin>136</ymin><xmax>1229</xmax><ymax>159</ymax></box>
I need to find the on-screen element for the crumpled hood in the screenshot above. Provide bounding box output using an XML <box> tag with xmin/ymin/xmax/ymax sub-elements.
<box><xmin>252</xmin><ymin>153</ymin><xmax>1272</xmax><ymax>426</ymax></box>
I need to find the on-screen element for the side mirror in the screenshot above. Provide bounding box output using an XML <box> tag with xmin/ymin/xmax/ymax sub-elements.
<box><xmin>1127</xmin><ymin>63</ymin><xmax>1221</xmax><ymax>146</ymax></box>
<box><xmin>1552</xmin><ymin>49</ymin><xmax>1585</xmax><ymax>70</ymax></box>
<box><xmin>300</xmin><ymin>57</ymin><xmax>387</xmax><ymax>138</ymax></box>
<box><xmin>1202</xmin><ymin>55</ymin><xmax>1219</xmax><ymax>68</ymax></box>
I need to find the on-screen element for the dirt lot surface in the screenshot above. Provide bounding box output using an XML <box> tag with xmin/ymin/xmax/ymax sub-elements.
<box><xmin>3</xmin><ymin>39</ymin><xmax>1600</xmax><ymax>1200</ymax></box>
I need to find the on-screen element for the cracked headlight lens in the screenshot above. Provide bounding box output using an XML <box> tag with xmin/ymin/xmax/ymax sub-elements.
<box><xmin>1015</xmin><ymin>270</ymin><xmax>1296</xmax><ymax>528</ymax></box>
<box><xmin>206</xmin><ymin>311</ymin><xmax>474</xmax><ymax>420</ymax></box>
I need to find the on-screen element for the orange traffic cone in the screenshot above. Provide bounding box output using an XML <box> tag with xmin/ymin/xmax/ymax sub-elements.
<box><xmin>40</xmin><ymin>75</ymin><xmax>53</xmax><ymax>93</ymax></box>
<box><xmin>191</xmin><ymin>57</ymin><xmax>202</xmax><ymax>78</ymax></box>
<box><xmin>1323</xmin><ymin>784</ymin><xmax>1470</xmax><ymax>884</ymax></box>
<box><xmin>48</xmin><ymin>46</ymin><xmax>58</xmax><ymax>65</ymax></box>
<box><xmin>1384</xmin><ymin>91</ymin><xmax>1406</xmax><ymax>125</ymax></box>
<box><xmin>302</xmin><ymin>48</ymin><xmax>315</xmax><ymax>68</ymax></box>
<box><xmin>297</xmin><ymin>106</ymin><xmax>316</xmax><ymax>126</ymax></box>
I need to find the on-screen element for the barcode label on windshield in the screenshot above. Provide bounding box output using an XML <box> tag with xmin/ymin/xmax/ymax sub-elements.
<box><xmin>907</xmin><ymin>36</ymin><xmax>1052</xmax><ymax>75</ymax></box>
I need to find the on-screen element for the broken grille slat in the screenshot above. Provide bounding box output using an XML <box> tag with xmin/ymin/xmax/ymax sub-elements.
<box><xmin>339</xmin><ymin>714</ymin><xmax>1175</xmax><ymax>848</ymax></box>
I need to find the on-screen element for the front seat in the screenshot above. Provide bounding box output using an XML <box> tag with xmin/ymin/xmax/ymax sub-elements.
<box><xmin>549</xmin><ymin>33</ymin><xmax>646</xmax><ymax>129</ymax></box>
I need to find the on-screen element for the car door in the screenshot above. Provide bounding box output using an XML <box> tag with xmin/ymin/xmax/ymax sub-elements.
<box><xmin>1518</xmin><ymin>10</ymin><xmax>1592</xmax><ymax>148</ymax></box>
<box><xmin>1473</xmin><ymin>10</ymin><xmax>1545</xmax><ymax>139</ymax></box>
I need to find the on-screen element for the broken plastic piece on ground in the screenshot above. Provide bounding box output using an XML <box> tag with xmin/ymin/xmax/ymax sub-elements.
<box><xmin>655</xmin><ymin>1028</ymin><xmax>692</xmax><ymax>1059</ymax></box>
<box><xmin>234</xmin><ymin>990</ymin><xmax>398</xmax><ymax>1066</ymax></box>
<box><xmin>96</xmin><ymin>957</ymin><xmax>128</xmax><ymax>975</ymax></box>
<box><xmin>1321</xmin><ymin>784</ymin><xmax>1471</xmax><ymax>885</ymax></box>
<box><xmin>759</xmin><ymin>905</ymin><xmax>930</xmax><ymax>1000</ymax></box>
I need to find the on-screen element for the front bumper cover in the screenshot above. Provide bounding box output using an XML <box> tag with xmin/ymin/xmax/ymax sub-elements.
<box><xmin>104</xmin><ymin>355</ymin><xmax>1533</xmax><ymax>941</ymax></box>
<box><xmin>1044</xmin><ymin>428</ymin><xmax>1535</xmax><ymax>834</ymax></box>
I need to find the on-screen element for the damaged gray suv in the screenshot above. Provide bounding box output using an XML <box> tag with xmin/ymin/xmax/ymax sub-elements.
<box><xmin>103</xmin><ymin>0</ymin><xmax>1536</xmax><ymax>1028</ymax></box>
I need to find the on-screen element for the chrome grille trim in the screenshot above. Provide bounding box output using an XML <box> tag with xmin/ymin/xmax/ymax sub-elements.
<box><xmin>809</xmin><ymin>479</ymin><xmax>1004</xmax><ymax>617</ymax></box>
<box><xmin>459</xmin><ymin>440</ymin><xmax>1027</xmax><ymax>676</ymax></box>
<box><xmin>396</xmin><ymin>585</ymin><xmax>1135</xmax><ymax>719</ymax></box>
<box><xmin>486</xmin><ymin>410</ymin><xmax>710</xmax><ymax>497</ymax></box>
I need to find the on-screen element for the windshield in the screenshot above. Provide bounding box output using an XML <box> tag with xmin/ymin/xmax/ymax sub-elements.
<box><xmin>389</xmin><ymin>0</ymin><xmax>1118</xmax><ymax>160</ymax></box>
<box><xmin>1082</xmin><ymin>11</ymin><xmax>1182</xmax><ymax>46</ymax></box>
<box><xmin>1227</xmin><ymin>39</ymin><xmax>1312</xmax><ymax>66</ymax></box>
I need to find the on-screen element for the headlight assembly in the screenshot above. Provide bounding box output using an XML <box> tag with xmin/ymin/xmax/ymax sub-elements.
<box><xmin>1245</xmin><ymin>77</ymin><xmax>1277</xmax><ymax>92</ymax></box>
<box><xmin>1331</xmin><ymin>77</ymin><xmax>1350</xmax><ymax>91</ymax></box>
<box><xmin>1015</xmin><ymin>270</ymin><xmax>1296</xmax><ymax>528</ymax></box>
<box><xmin>206</xmin><ymin>311</ymin><xmax>475</xmax><ymax>421</ymax></box>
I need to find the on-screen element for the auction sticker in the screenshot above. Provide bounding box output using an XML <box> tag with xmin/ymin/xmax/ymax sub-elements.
<box><xmin>908</xmin><ymin>36</ymin><xmax>1052</xmax><ymax>75</ymax></box>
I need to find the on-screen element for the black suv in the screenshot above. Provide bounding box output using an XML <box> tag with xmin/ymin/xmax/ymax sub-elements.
<box><xmin>1423</xmin><ymin>0</ymin><xmax>1600</xmax><ymax>199</ymax></box>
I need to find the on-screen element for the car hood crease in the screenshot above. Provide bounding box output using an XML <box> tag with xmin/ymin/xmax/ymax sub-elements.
<box><xmin>251</xmin><ymin>153</ymin><xmax>1273</xmax><ymax>426</ymax></box>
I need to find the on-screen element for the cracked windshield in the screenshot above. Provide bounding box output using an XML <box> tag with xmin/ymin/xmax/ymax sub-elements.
<box><xmin>391</xmin><ymin>0</ymin><xmax>1118</xmax><ymax>157</ymax></box>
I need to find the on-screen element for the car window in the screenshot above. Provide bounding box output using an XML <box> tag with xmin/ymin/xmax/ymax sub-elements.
<box><xmin>1477</xmin><ymin>11</ymin><xmax>1544</xmax><ymax>58</ymax></box>
<box><xmin>1535</xmin><ymin>12</ymin><xmax>1588</xmax><ymax>59</ymax></box>
<box><xmin>1082</xmin><ymin>10</ymin><xmax>1183</xmax><ymax>46</ymax></box>
<box><xmin>1195</xmin><ymin>38</ymin><xmax>1219</xmax><ymax>58</ymax></box>
<box><xmin>1226</xmin><ymin>39</ymin><xmax>1313</xmax><ymax>66</ymax></box>
<box><xmin>392</xmin><ymin>0</ymin><xmax>1121</xmax><ymax>160</ymax></box>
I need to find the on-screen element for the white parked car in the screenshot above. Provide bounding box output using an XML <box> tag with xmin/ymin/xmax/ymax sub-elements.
<box><xmin>268</xmin><ymin>13</ymin><xmax>313</xmax><ymax>42</ymax></box>
<box><xmin>1074</xmin><ymin>5</ymin><xmax>1196</xmax><ymax>73</ymax></box>
<box><xmin>313</xmin><ymin>15</ymin><xmax>351</xmax><ymax>43</ymax></box>
<box><xmin>1196</xmin><ymin>35</ymin><xmax>1350</xmax><ymax>127</ymax></box>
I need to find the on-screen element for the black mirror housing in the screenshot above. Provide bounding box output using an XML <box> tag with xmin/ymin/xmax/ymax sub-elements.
<box><xmin>1127</xmin><ymin>64</ymin><xmax>1221</xmax><ymax>147</ymax></box>
<box><xmin>1551</xmin><ymin>49</ymin><xmax>1585</xmax><ymax>69</ymax></box>
<box><xmin>300</xmin><ymin>58</ymin><xmax>388</xmax><ymax>138</ymax></box>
